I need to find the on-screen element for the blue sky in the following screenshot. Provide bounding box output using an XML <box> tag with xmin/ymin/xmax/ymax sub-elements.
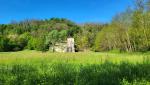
<box><xmin>0</xmin><ymin>0</ymin><xmax>133</xmax><ymax>24</ymax></box>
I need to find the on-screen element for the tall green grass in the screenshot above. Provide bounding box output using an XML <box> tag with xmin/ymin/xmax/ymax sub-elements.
<box><xmin>0</xmin><ymin>51</ymin><xmax>150</xmax><ymax>85</ymax></box>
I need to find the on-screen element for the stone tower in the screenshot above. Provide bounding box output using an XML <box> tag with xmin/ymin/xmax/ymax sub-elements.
<box><xmin>66</xmin><ymin>38</ymin><xmax>75</xmax><ymax>52</ymax></box>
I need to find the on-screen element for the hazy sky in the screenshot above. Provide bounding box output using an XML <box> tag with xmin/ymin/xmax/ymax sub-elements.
<box><xmin>0</xmin><ymin>0</ymin><xmax>133</xmax><ymax>24</ymax></box>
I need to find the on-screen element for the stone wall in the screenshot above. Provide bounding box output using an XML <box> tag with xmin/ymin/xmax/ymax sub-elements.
<box><xmin>66</xmin><ymin>38</ymin><xmax>75</xmax><ymax>52</ymax></box>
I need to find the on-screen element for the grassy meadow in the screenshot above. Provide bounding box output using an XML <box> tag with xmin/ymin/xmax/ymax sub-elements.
<box><xmin>0</xmin><ymin>51</ymin><xmax>150</xmax><ymax>85</ymax></box>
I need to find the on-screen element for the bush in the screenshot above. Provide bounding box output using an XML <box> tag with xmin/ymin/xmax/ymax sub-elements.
<box><xmin>0</xmin><ymin>36</ymin><xmax>10</xmax><ymax>52</ymax></box>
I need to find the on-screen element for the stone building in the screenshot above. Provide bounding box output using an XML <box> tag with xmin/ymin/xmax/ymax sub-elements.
<box><xmin>51</xmin><ymin>38</ymin><xmax>75</xmax><ymax>52</ymax></box>
<box><xmin>66</xmin><ymin>38</ymin><xmax>75</xmax><ymax>52</ymax></box>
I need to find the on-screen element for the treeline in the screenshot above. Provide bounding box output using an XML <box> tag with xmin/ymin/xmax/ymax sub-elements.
<box><xmin>0</xmin><ymin>18</ymin><xmax>80</xmax><ymax>52</ymax></box>
<box><xmin>95</xmin><ymin>0</ymin><xmax>150</xmax><ymax>52</ymax></box>
<box><xmin>0</xmin><ymin>17</ymin><xmax>105</xmax><ymax>52</ymax></box>
<box><xmin>1</xmin><ymin>0</ymin><xmax>150</xmax><ymax>52</ymax></box>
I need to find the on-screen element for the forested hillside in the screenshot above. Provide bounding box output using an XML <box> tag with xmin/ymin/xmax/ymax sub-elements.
<box><xmin>0</xmin><ymin>0</ymin><xmax>150</xmax><ymax>52</ymax></box>
<box><xmin>0</xmin><ymin>18</ymin><xmax>104</xmax><ymax>52</ymax></box>
<box><xmin>0</xmin><ymin>18</ymin><xmax>80</xmax><ymax>52</ymax></box>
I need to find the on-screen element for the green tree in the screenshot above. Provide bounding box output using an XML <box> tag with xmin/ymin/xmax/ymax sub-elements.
<box><xmin>75</xmin><ymin>33</ymin><xmax>89</xmax><ymax>51</ymax></box>
<box><xmin>34</xmin><ymin>34</ymin><xmax>48</xmax><ymax>52</ymax></box>
<box><xmin>27</xmin><ymin>37</ymin><xmax>36</xmax><ymax>50</ymax></box>
<box><xmin>0</xmin><ymin>36</ymin><xmax>10</xmax><ymax>52</ymax></box>
<box><xmin>59</xmin><ymin>30</ymin><xmax>67</xmax><ymax>42</ymax></box>
<box><xmin>46</xmin><ymin>30</ymin><xmax>59</xmax><ymax>52</ymax></box>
